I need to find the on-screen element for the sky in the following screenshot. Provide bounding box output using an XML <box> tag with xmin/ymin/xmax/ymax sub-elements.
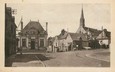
<box><xmin>7</xmin><ymin>3</ymin><xmax>111</xmax><ymax>37</ymax></box>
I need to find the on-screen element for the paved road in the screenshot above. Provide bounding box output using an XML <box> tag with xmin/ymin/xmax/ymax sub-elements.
<box><xmin>9</xmin><ymin>49</ymin><xmax>110</xmax><ymax>67</ymax></box>
<box><xmin>43</xmin><ymin>50</ymin><xmax>110</xmax><ymax>67</ymax></box>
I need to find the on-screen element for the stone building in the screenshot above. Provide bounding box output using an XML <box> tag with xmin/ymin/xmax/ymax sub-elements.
<box><xmin>57</xmin><ymin>29</ymin><xmax>69</xmax><ymax>51</ymax></box>
<box><xmin>17</xmin><ymin>20</ymin><xmax>48</xmax><ymax>50</ymax></box>
<box><xmin>96</xmin><ymin>29</ymin><xmax>111</xmax><ymax>48</ymax></box>
<box><xmin>77</xmin><ymin>7</ymin><xmax>111</xmax><ymax>48</ymax></box>
<box><xmin>48</xmin><ymin>29</ymin><xmax>88</xmax><ymax>52</ymax></box>
<box><xmin>58</xmin><ymin>30</ymin><xmax>88</xmax><ymax>51</ymax></box>
<box><xmin>5</xmin><ymin>4</ymin><xmax>17</xmax><ymax>57</ymax></box>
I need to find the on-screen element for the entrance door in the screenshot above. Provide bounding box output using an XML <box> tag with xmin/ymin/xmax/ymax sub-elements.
<box><xmin>22</xmin><ymin>39</ymin><xmax>26</xmax><ymax>47</ymax></box>
<box><xmin>31</xmin><ymin>39</ymin><xmax>35</xmax><ymax>49</ymax></box>
<box><xmin>40</xmin><ymin>39</ymin><xmax>44</xmax><ymax>47</ymax></box>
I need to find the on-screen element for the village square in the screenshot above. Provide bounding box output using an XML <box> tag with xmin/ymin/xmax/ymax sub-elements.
<box><xmin>5</xmin><ymin>3</ymin><xmax>110</xmax><ymax>67</ymax></box>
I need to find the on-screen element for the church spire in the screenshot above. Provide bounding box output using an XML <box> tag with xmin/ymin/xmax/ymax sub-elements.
<box><xmin>81</xmin><ymin>7</ymin><xmax>84</xmax><ymax>18</ymax></box>
<box><xmin>80</xmin><ymin>5</ymin><xmax>85</xmax><ymax>27</ymax></box>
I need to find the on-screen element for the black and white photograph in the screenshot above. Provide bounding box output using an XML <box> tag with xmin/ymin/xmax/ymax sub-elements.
<box><xmin>5</xmin><ymin>3</ymin><xmax>111</xmax><ymax>67</ymax></box>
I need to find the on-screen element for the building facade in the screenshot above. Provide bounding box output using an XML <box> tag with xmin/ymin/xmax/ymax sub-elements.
<box><xmin>48</xmin><ymin>29</ymin><xmax>89</xmax><ymax>52</ymax></box>
<box><xmin>17</xmin><ymin>20</ymin><xmax>48</xmax><ymax>50</ymax></box>
<box><xmin>96</xmin><ymin>29</ymin><xmax>111</xmax><ymax>48</ymax></box>
<box><xmin>5</xmin><ymin>4</ymin><xmax>17</xmax><ymax>57</ymax></box>
<box><xmin>68</xmin><ymin>33</ymin><xmax>89</xmax><ymax>50</ymax></box>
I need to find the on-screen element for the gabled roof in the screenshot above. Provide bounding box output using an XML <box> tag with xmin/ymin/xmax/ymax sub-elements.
<box><xmin>21</xmin><ymin>21</ymin><xmax>47</xmax><ymax>35</ymax></box>
<box><xmin>57</xmin><ymin>29</ymin><xmax>88</xmax><ymax>41</ymax></box>
<box><xmin>58</xmin><ymin>29</ymin><xmax>68</xmax><ymax>40</ymax></box>
<box><xmin>103</xmin><ymin>29</ymin><xmax>111</xmax><ymax>38</ymax></box>
<box><xmin>69</xmin><ymin>33</ymin><xmax>88</xmax><ymax>41</ymax></box>
<box><xmin>84</xmin><ymin>27</ymin><xmax>102</xmax><ymax>37</ymax></box>
<box><xmin>69</xmin><ymin>33</ymin><xmax>78</xmax><ymax>40</ymax></box>
<box><xmin>23</xmin><ymin>21</ymin><xmax>45</xmax><ymax>32</ymax></box>
<box><xmin>96</xmin><ymin>29</ymin><xmax>111</xmax><ymax>39</ymax></box>
<box><xmin>48</xmin><ymin>36</ymin><xmax>58</xmax><ymax>43</ymax></box>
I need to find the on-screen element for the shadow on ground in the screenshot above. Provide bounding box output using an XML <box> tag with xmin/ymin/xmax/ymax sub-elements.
<box><xmin>5</xmin><ymin>54</ymin><xmax>54</xmax><ymax>67</ymax></box>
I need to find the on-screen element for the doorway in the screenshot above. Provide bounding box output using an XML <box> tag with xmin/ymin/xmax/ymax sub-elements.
<box><xmin>22</xmin><ymin>39</ymin><xmax>26</xmax><ymax>47</ymax></box>
<box><xmin>31</xmin><ymin>39</ymin><xmax>35</xmax><ymax>49</ymax></box>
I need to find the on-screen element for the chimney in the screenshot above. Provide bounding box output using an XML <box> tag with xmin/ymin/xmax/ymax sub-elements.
<box><xmin>21</xmin><ymin>17</ymin><xmax>23</xmax><ymax>31</ymax></box>
<box><xmin>46</xmin><ymin>22</ymin><xmax>48</xmax><ymax>34</ymax></box>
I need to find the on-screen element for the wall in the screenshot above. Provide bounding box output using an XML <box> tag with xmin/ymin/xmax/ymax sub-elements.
<box><xmin>99</xmin><ymin>39</ymin><xmax>109</xmax><ymax>45</ymax></box>
<box><xmin>82</xmin><ymin>41</ymin><xmax>89</xmax><ymax>47</ymax></box>
<box><xmin>5</xmin><ymin>6</ymin><xmax>17</xmax><ymax>58</ymax></box>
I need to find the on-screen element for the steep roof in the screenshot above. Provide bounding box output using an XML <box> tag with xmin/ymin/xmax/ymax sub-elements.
<box><xmin>21</xmin><ymin>21</ymin><xmax>48</xmax><ymax>35</ymax></box>
<box><xmin>84</xmin><ymin>27</ymin><xmax>102</xmax><ymax>37</ymax></box>
<box><xmin>69</xmin><ymin>33</ymin><xmax>88</xmax><ymax>41</ymax></box>
<box><xmin>96</xmin><ymin>29</ymin><xmax>111</xmax><ymax>39</ymax></box>
<box><xmin>57</xmin><ymin>29</ymin><xmax>88</xmax><ymax>41</ymax></box>
<box><xmin>58</xmin><ymin>29</ymin><xmax>68</xmax><ymax>40</ymax></box>
<box><xmin>69</xmin><ymin>33</ymin><xmax>78</xmax><ymax>40</ymax></box>
<box><xmin>23</xmin><ymin>21</ymin><xmax>45</xmax><ymax>32</ymax></box>
<box><xmin>103</xmin><ymin>29</ymin><xmax>111</xmax><ymax>38</ymax></box>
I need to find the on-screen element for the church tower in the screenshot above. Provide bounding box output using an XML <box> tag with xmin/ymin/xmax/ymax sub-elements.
<box><xmin>76</xmin><ymin>5</ymin><xmax>86</xmax><ymax>34</ymax></box>
<box><xmin>80</xmin><ymin>7</ymin><xmax>85</xmax><ymax>27</ymax></box>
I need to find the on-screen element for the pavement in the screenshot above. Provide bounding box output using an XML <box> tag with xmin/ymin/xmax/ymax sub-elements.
<box><xmin>75</xmin><ymin>49</ymin><xmax>110</xmax><ymax>62</ymax></box>
<box><xmin>43</xmin><ymin>49</ymin><xmax>110</xmax><ymax>67</ymax></box>
<box><xmin>5</xmin><ymin>49</ymin><xmax>110</xmax><ymax>67</ymax></box>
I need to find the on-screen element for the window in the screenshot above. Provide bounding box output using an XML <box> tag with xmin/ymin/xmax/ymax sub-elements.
<box><xmin>40</xmin><ymin>39</ymin><xmax>44</xmax><ymax>47</ymax></box>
